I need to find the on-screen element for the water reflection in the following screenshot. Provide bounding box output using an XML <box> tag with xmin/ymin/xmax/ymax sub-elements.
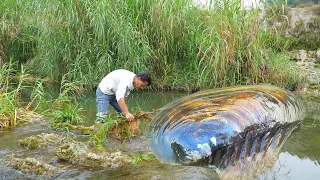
<box><xmin>282</xmin><ymin>118</ymin><xmax>320</xmax><ymax>162</ymax></box>
<box><xmin>259</xmin><ymin>96</ymin><xmax>320</xmax><ymax>179</ymax></box>
<box><xmin>78</xmin><ymin>90</ymin><xmax>188</xmax><ymax>124</ymax></box>
<box><xmin>260</xmin><ymin>152</ymin><xmax>320</xmax><ymax>180</ymax></box>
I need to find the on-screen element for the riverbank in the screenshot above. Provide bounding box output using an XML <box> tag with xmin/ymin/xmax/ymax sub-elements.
<box><xmin>2</xmin><ymin>1</ymin><xmax>319</xmax><ymax>91</ymax></box>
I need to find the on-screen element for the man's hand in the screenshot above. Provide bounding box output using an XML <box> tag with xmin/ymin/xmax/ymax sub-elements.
<box><xmin>118</xmin><ymin>98</ymin><xmax>134</xmax><ymax>121</ymax></box>
<box><xmin>125</xmin><ymin>113</ymin><xmax>135</xmax><ymax>121</ymax></box>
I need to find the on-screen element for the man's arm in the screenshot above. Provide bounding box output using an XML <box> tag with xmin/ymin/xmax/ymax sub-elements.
<box><xmin>118</xmin><ymin>97</ymin><xmax>134</xmax><ymax>121</ymax></box>
<box><xmin>116</xmin><ymin>82</ymin><xmax>134</xmax><ymax>121</ymax></box>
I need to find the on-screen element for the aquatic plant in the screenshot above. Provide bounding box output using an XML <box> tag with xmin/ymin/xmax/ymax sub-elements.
<box><xmin>51</xmin><ymin>123</ymin><xmax>94</xmax><ymax>135</ymax></box>
<box><xmin>50</xmin><ymin>105</ymin><xmax>86</xmax><ymax>124</ymax></box>
<box><xmin>0</xmin><ymin>62</ymin><xmax>32</xmax><ymax>128</ymax></box>
<box><xmin>90</xmin><ymin>118</ymin><xmax>117</xmax><ymax>150</ymax></box>
<box><xmin>0</xmin><ymin>0</ymin><xmax>305</xmax><ymax>91</ymax></box>
<box><xmin>27</xmin><ymin>76</ymin><xmax>87</xmax><ymax>125</ymax></box>
<box><xmin>89</xmin><ymin>111</ymin><xmax>152</xmax><ymax>150</ymax></box>
<box><xmin>26</xmin><ymin>80</ymin><xmax>51</xmax><ymax>112</ymax></box>
<box><xmin>132</xmin><ymin>154</ymin><xmax>155</xmax><ymax>165</ymax></box>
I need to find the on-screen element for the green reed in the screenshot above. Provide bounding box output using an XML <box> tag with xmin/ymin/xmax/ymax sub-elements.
<box><xmin>27</xmin><ymin>76</ymin><xmax>87</xmax><ymax>125</ymax></box>
<box><xmin>1</xmin><ymin>0</ymin><xmax>303</xmax><ymax>91</ymax></box>
<box><xmin>0</xmin><ymin>62</ymin><xmax>28</xmax><ymax>128</ymax></box>
<box><xmin>0</xmin><ymin>64</ymin><xmax>85</xmax><ymax>128</ymax></box>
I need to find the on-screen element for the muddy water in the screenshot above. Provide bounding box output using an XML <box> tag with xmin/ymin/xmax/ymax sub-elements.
<box><xmin>1</xmin><ymin>90</ymin><xmax>320</xmax><ymax>179</ymax></box>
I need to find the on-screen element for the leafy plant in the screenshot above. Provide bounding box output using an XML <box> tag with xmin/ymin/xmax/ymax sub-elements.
<box><xmin>132</xmin><ymin>154</ymin><xmax>155</xmax><ymax>165</ymax></box>
<box><xmin>26</xmin><ymin>80</ymin><xmax>51</xmax><ymax>112</ymax></box>
<box><xmin>90</xmin><ymin>118</ymin><xmax>117</xmax><ymax>150</ymax></box>
<box><xmin>27</xmin><ymin>75</ymin><xmax>86</xmax><ymax>125</ymax></box>
<box><xmin>50</xmin><ymin>105</ymin><xmax>86</xmax><ymax>124</ymax></box>
<box><xmin>0</xmin><ymin>62</ymin><xmax>29</xmax><ymax>128</ymax></box>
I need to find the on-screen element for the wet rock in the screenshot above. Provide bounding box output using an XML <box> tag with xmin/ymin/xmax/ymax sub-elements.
<box><xmin>19</xmin><ymin>133</ymin><xmax>65</xmax><ymax>149</ymax></box>
<box><xmin>56</xmin><ymin>143</ymin><xmax>132</xmax><ymax>169</ymax></box>
<box><xmin>4</xmin><ymin>155</ymin><xmax>58</xmax><ymax>175</ymax></box>
<box><xmin>52</xmin><ymin>123</ymin><xmax>94</xmax><ymax>135</ymax></box>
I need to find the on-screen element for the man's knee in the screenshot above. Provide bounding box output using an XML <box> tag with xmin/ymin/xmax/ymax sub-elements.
<box><xmin>96</xmin><ymin>111</ymin><xmax>108</xmax><ymax>118</ymax></box>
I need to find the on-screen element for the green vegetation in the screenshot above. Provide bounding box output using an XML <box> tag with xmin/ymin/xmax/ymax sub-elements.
<box><xmin>0</xmin><ymin>61</ymin><xmax>85</xmax><ymax>128</ymax></box>
<box><xmin>0</xmin><ymin>62</ymin><xmax>32</xmax><ymax>128</ymax></box>
<box><xmin>1</xmin><ymin>0</ymin><xmax>305</xmax><ymax>92</ymax></box>
<box><xmin>264</xmin><ymin>2</ymin><xmax>320</xmax><ymax>51</ymax></box>
<box><xmin>27</xmin><ymin>77</ymin><xmax>87</xmax><ymax>124</ymax></box>
<box><xmin>51</xmin><ymin>123</ymin><xmax>94</xmax><ymax>135</ymax></box>
<box><xmin>290</xmin><ymin>30</ymin><xmax>320</xmax><ymax>51</ymax></box>
<box><xmin>89</xmin><ymin>115</ymin><xmax>138</xmax><ymax>150</ymax></box>
<box><xmin>267</xmin><ymin>54</ymin><xmax>302</xmax><ymax>90</ymax></box>
<box><xmin>132</xmin><ymin>154</ymin><xmax>155</xmax><ymax>165</ymax></box>
<box><xmin>18</xmin><ymin>133</ymin><xmax>65</xmax><ymax>149</ymax></box>
<box><xmin>90</xmin><ymin>119</ymin><xmax>117</xmax><ymax>150</ymax></box>
<box><xmin>50</xmin><ymin>105</ymin><xmax>85</xmax><ymax>124</ymax></box>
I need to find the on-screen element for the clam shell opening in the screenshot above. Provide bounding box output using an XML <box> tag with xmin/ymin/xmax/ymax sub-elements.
<box><xmin>149</xmin><ymin>85</ymin><xmax>305</xmax><ymax>170</ymax></box>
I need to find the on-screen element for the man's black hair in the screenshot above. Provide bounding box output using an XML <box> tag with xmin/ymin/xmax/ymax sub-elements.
<box><xmin>136</xmin><ymin>72</ymin><xmax>152</xmax><ymax>86</ymax></box>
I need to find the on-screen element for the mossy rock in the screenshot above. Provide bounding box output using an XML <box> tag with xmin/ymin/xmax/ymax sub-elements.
<box><xmin>56</xmin><ymin>142</ymin><xmax>133</xmax><ymax>169</ymax></box>
<box><xmin>19</xmin><ymin>133</ymin><xmax>65</xmax><ymax>149</ymax></box>
<box><xmin>308</xmin><ymin>51</ymin><xmax>317</xmax><ymax>59</ymax></box>
<box><xmin>310</xmin><ymin>5</ymin><xmax>320</xmax><ymax>16</ymax></box>
<box><xmin>289</xmin><ymin>32</ymin><xmax>320</xmax><ymax>51</ymax></box>
<box><xmin>5</xmin><ymin>155</ymin><xmax>58</xmax><ymax>175</ymax></box>
<box><xmin>51</xmin><ymin>123</ymin><xmax>95</xmax><ymax>135</ymax></box>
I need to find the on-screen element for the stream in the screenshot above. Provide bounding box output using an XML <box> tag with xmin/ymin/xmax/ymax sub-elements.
<box><xmin>0</xmin><ymin>90</ymin><xmax>319</xmax><ymax>179</ymax></box>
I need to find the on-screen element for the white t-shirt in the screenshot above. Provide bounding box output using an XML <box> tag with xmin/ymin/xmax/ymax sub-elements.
<box><xmin>98</xmin><ymin>69</ymin><xmax>135</xmax><ymax>101</ymax></box>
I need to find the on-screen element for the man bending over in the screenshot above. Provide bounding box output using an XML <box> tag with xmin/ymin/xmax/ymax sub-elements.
<box><xmin>96</xmin><ymin>69</ymin><xmax>152</xmax><ymax>123</ymax></box>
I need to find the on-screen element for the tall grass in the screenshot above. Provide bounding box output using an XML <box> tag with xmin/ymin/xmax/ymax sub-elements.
<box><xmin>0</xmin><ymin>62</ymin><xmax>28</xmax><ymax>128</ymax></box>
<box><xmin>1</xmin><ymin>0</ymin><xmax>303</xmax><ymax>91</ymax></box>
<box><xmin>27</xmin><ymin>76</ymin><xmax>87</xmax><ymax>124</ymax></box>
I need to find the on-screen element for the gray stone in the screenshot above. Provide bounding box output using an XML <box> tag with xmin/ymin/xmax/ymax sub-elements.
<box><xmin>5</xmin><ymin>155</ymin><xmax>58</xmax><ymax>175</ymax></box>
<box><xmin>56</xmin><ymin>143</ymin><xmax>133</xmax><ymax>169</ymax></box>
<box><xmin>317</xmin><ymin>49</ymin><xmax>320</xmax><ymax>63</ymax></box>
<box><xmin>286</xmin><ymin>50</ymin><xmax>300</xmax><ymax>60</ymax></box>
<box><xmin>307</xmin><ymin>72</ymin><xmax>319</xmax><ymax>84</ymax></box>
<box><xmin>308</xmin><ymin>51</ymin><xmax>317</xmax><ymax>58</ymax></box>
<box><xmin>296</xmin><ymin>50</ymin><xmax>308</xmax><ymax>61</ymax></box>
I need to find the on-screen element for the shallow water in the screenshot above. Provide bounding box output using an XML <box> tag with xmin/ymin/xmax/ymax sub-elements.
<box><xmin>78</xmin><ymin>90</ymin><xmax>188</xmax><ymax>124</ymax></box>
<box><xmin>1</xmin><ymin>90</ymin><xmax>320</xmax><ymax>179</ymax></box>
